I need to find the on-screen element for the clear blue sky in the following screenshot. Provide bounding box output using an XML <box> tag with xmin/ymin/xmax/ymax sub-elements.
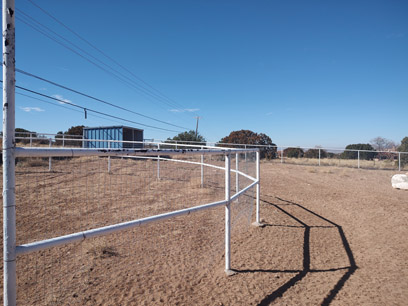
<box><xmin>2</xmin><ymin>0</ymin><xmax>407</xmax><ymax>148</ymax></box>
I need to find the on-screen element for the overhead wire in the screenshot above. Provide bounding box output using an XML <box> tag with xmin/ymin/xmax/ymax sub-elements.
<box><xmin>16</xmin><ymin>69</ymin><xmax>190</xmax><ymax>130</ymax></box>
<box><xmin>15</xmin><ymin>12</ymin><xmax>194</xmax><ymax>121</ymax></box>
<box><xmin>1</xmin><ymin>80</ymin><xmax>182</xmax><ymax>133</ymax></box>
<box><xmin>26</xmin><ymin>0</ymin><xmax>195</xmax><ymax>115</ymax></box>
<box><xmin>16</xmin><ymin>92</ymin><xmax>137</xmax><ymax>127</ymax></box>
<box><xmin>21</xmin><ymin>2</ymin><xmax>200</xmax><ymax>117</ymax></box>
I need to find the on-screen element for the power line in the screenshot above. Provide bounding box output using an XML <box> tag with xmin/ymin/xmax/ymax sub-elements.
<box><xmin>16</xmin><ymin>69</ymin><xmax>190</xmax><ymax>130</ymax></box>
<box><xmin>22</xmin><ymin>2</ymin><xmax>199</xmax><ymax>116</ymax></box>
<box><xmin>15</xmin><ymin>16</ymin><xmax>161</xmax><ymax>103</ymax></box>
<box><xmin>15</xmin><ymin>13</ymin><xmax>194</xmax><ymax>120</ymax></box>
<box><xmin>15</xmin><ymin>11</ymin><xmax>184</xmax><ymax>113</ymax></box>
<box><xmin>1</xmin><ymin>80</ymin><xmax>182</xmax><ymax>133</ymax></box>
<box><xmin>16</xmin><ymin>92</ymin><xmax>133</xmax><ymax>126</ymax></box>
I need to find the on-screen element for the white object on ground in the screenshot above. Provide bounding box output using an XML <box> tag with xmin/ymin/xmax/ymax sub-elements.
<box><xmin>391</xmin><ymin>174</ymin><xmax>408</xmax><ymax>190</ymax></box>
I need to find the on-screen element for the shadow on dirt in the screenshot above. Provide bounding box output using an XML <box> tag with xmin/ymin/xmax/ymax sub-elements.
<box><xmin>232</xmin><ymin>196</ymin><xmax>358</xmax><ymax>306</ymax></box>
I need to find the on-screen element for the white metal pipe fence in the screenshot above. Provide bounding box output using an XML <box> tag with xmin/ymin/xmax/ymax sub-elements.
<box><xmin>3</xmin><ymin>142</ymin><xmax>260</xmax><ymax>305</ymax></box>
<box><xmin>7</xmin><ymin>132</ymin><xmax>408</xmax><ymax>172</ymax></box>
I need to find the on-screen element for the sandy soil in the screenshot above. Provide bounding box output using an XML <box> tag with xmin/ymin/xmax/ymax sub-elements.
<box><xmin>1</xmin><ymin>160</ymin><xmax>408</xmax><ymax>305</ymax></box>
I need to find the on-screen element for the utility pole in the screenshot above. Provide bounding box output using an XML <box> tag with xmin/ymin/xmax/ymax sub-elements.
<box><xmin>195</xmin><ymin>116</ymin><xmax>200</xmax><ymax>140</ymax></box>
<box><xmin>3</xmin><ymin>0</ymin><xmax>17</xmax><ymax>305</ymax></box>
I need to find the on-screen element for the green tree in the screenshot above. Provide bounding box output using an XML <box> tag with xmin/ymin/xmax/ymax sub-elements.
<box><xmin>398</xmin><ymin>137</ymin><xmax>408</xmax><ymax>167</ymax></box>
<box><xmin>66</xmin><ymin>125</ymin><xmax>84</xmax><ymax>136</ymax></box>
<box><xmin>341</xmin><ymin>143</ymin><xmax>376</xmax><ymax>160</ymax></box>
<box><xmin>305</xmin><ymin>148</ymin><xmax>327</xmax><ymax>159</ymax></box>
<box><xmin>283</xmin><ymin>147</ymin><xmax>304</xmax><ymax>158</ymax></box>
<box><xmin>55</xmin><ymin>125</ymin><xmax>84</xmax><ymax>147</ymax></box>
<box><xmin>15</xmin><ymin>128</ymin><xmax>34</xmax><ymax>143</ymax></box>
<box><xmin>166</xmin><ymin>130</ymin><xmax>206</xmax><ymax>148</ymax></box>
<box><xmin>219</xmin><ymin>130</ymin><xmax>277</xmax><ymax>159</ymax></box>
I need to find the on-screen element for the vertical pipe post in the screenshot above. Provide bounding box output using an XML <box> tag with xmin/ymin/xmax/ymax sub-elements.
<box><xmin>244</xmin><ymin>145</ymin><xmax>247</xmax><ymax>163</ymax></box>
<box><xmin>225</xmin><ymin>152</ymin><xmax>231</xmax><ymax>274</ymax></box>
<box><xmin>108</xmin><ymin>142</ymin><xmax>111</xmax><ymax>173</ymax></box>
<box><xmin>157</xmin><ymin>143</ymin><xmax>160</xmax><ymax>180</ymax></box>
<box><xmin>358</xmin><ymin>150</ymin><xmax>360</xmax><ymax>169</ymax></box>
<box><xmin>2</xmin><ymin>0</ymin><xmax>17</xmax><ymax>304</ymax></box>
<box><xmin>29</xmin><ymin>133</ymin><xmax>32</xmax><ymax>147</ymax></box>
<box><xmin>256</xmin><ymin>150</ymin><xmax>261</xmax><ymax>224</ymax></box>
<box><xmin>200</xmin><ymin>146</ymin><xmax>204</xmax><ymax>187</ymax></box>
<box><xmin>235</xmin><ymin>153</ymin><xmax>239</xmax><ymax>194</ymax></box>
<box><xmin>48</xmin><ymin>138</ymin><xmax>52</xmax><ymax>171</ymax></box>
<box><xmin>62</xmin><ymin>134</ymin><xmax>65</xmax><ymax>147</ymax></box>
<box><xmin>318</xmin><ymin>148</ymin><xmax>321</xmax><ymax>166</ymax></box>
<box><xmin>281</xmin><ymin>147</ymin><xmax>284</xmax><ymax>163</ymax></box>
<box><xmin>398</xmin><ymin>152</ymin><xmax>401</xmax><ymax>171</ymax></box>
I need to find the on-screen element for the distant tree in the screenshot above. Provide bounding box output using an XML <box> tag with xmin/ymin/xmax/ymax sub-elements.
<box><xmin>341</xmin><ymin>143</ymin><xmax>376</xmax><ymax>160</ymax></box>
<box><xmin>305</xmin><ymin>148</ymin><xmax>328</xmax><ymax>159</ymax></box>
<box><xmin>15</xmin><ymin>128</ymin><xmax>34</xmax><ymax>143</ymax></box>
<box><xmin>370</xmin><ymin>137</ymin><xmax>398</xmax><ymax>160</ymax></box>
<box><xmin>66</xmin><ymin>125</ymin><xmax>84</xmax><ymax>136</ymax></box>
<box><xmin>55</xmin><ymin>125</ymin><xmax>84</xmax><ymax>147</ymax></box>
<box><xmin>166</xmin><ymin>130</ymin><xmax>206</xmax><ymax>148</ymax></box>
<box><xmin>327</xmin><ymin>152</ymin><xmax>339</xmax><ymax>159</ymax></box>
<box><xmin>219</xmin><ymin>130</ymin><xmax>277</xmax><ymax>159</ymax></box>
<box><xmin>398</xmin><ymin>137</ymin><xmax>408</xmax><ymax>167</ymax></box>
<box><xmin>283</xmin><ymin>147</ymin><xmax>304</xmax><ymax>158</ymax></box>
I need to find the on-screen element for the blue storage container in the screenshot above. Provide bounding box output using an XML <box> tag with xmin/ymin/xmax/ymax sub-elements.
<box><xmin>83</xmin><ymin>126</ymin><xmax>144</xmax><ymax>149</ymax></box>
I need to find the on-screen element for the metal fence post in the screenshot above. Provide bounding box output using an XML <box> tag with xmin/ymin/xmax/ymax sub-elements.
<box><xmin>225</xmin><ymin>152</ymin><xmax>232</xmax><ymax>274</ymax></box>
<box><xmin>201</xmin><ymin>146</ymin><xmax>204</xmax><ymax>187</ymax></box>
<box><xmin>49</xmin><ymin>138</ymin><xmax>52</xmax><ymax>171</ymax></box>
<box><xmin>318</xmin><ymin>148</ymin><xmax>321</xmax><ymax>166</ymax></box>
<box><xmin>256</xmin><ymin>151</ymin><xmax>261</xmax><ymax>224</ymax></box>
<box><xmin>157</xmin><ymin>143</ymin><xmax>160</xmax><ymax>180</ymax></box>
<box><xmin>29</xmin><ymin>132</ymin><xmax>32</xmax><ymax>147</ymax></box>
<box><xmin>358</xmin><ymin>150</ymin><xmax>360</xmax><ymax>169</ymax></box>
<box><xmin>3</xmin><ymin>0</ymin><xmax>17</xmax><ymax>304</ymax></box>
<box><xmin>108</xmin><ymin>142</ymin><xmax>111</xmax><ymax>173</ymax></box>
<box><xmin>399</xmin><ymin>152</ymin><xmax>401</xmax><ymax>171</ymax></box>
<box><xmin>62</xmin><ymin>134</ymin><xmax>65</xmax><ymax>147</ymax></box>
<box><xmin>236</xmin><ymin>153</ymin><xmax>239</xmax><ymax>194</ymax></box>
<box><xmin>281</xmin><ymin>147</ymin><xmax>284</xmax><ymax>163</ymax></box>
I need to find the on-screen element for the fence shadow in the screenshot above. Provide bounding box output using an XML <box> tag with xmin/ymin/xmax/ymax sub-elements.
<box><xmin>233</xmin><ymin>196</ymin><xmax>357</xmax><ymax>306</ymax></box>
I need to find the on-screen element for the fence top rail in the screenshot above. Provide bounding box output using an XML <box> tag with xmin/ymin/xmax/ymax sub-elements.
<box><xmin>14</xmin><ymin>147</ymin><xmax>259</xmax><ymax>158</ymax></box>
<box><xmin>7</xmin><ymin>134</ymin><xmax>407</xmax><ymax>154</ymax></box>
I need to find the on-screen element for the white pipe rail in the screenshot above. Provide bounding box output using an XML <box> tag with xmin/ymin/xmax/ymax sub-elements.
<box><xmin>16</xmin><ymin>199</ymin><xmax>229</xmax><ymax>256</ymax></box>
<box><xmin>15</xmin><ymin>147</ymin><xmax>255</xmax><ymax>158</ymax></box>
<box><xmin>125</xmin><ymin>155</ymin><xmax>257</xmax><ymax>183</ymax></box>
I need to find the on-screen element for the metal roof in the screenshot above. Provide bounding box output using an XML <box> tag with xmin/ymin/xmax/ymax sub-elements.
<box><xmin>83</xmin><ymin>125</ymin><xmax>144</xmax><ymax>132</ymax></box>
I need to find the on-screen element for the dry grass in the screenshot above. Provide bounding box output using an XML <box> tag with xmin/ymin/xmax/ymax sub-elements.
<box><xmin>271</xmin><ymin>157</ymin><xmax>407</xmax><ymax>171</ymax></box>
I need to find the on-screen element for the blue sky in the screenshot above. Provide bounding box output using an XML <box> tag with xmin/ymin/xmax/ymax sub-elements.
<box><xmin>2</xmin><ymin>0</ymin><xmax>407</xmax><ymax>148</ymax></box>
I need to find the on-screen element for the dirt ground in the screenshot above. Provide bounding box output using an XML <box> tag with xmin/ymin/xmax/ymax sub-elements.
<box><xmin>2</xmin><ymin>160</ymin><xmax>408</xmax><ymax>305</ymax></box>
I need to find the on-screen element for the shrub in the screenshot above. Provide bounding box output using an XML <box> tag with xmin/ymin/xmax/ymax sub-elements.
<box><xmin>341</xmin><ymin>144</ymin><xmax>376</xmax><ymax>160</ymax></box>
<box><xmin>283</xmin><ymin>147</ymin><xmax>304</xmax><ymax>158</ymax></box>
<box><xmin>304</xmin><ymin>148</ymin><xmax>327</xmax><ymax>159</ymax></box>
<box><xmin>398</xmin><ymin>137</ymin><xmax>408</xmax><ymax>167</ymax></box>
<box><xmin>165</xmin><ymin>130</ymin><xmax>206</xmax><ymax>149</ymax></box>
<box><xmin>219</xmin><ymin>130</ymin><xmax>277</xmax><ymax>159</ymax></box>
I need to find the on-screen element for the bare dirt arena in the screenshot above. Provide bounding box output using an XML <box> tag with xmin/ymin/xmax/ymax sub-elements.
<box><xmin>2</xmin><ymin>161</ymin><xmax>408</xmax><ymax>305</ymax></box>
